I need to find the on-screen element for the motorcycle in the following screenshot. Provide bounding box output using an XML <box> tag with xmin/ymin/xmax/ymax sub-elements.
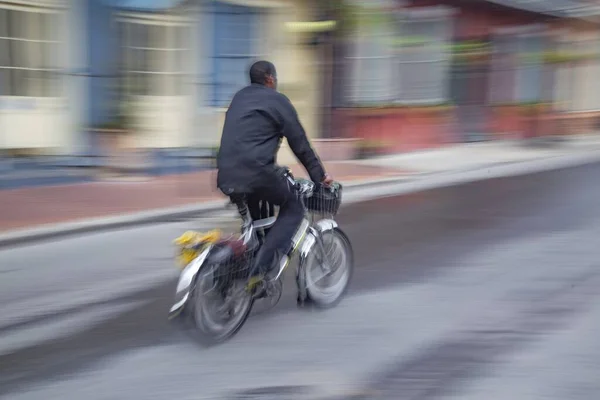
<box><xmin>168</xmin><ymin>167</ymin><xmax>354</xmax><ymax>345</ymax></box>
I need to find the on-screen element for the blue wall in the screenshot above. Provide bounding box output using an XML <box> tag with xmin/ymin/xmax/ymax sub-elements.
<box><xmin>211</xmin><ymin>2</ymin><xmax>260</xmax><ymax>107</ymax></box>
<box><xmin>86</xmin><ymin>0</ymin><xmax>120</xmax><ymax>155</ymax></box>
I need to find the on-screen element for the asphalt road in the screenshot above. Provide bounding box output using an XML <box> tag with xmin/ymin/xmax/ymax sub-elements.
<box><xmin>1</xmin><ymin>163</ymin><xmax>600</xmax><ymax>399</ymax></box>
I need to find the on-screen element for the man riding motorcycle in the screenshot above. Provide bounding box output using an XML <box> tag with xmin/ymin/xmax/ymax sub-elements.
<box><xmin>216</xmin><ymin>60</ymin><xmax>333</xmax><ymax>285</ymax></box>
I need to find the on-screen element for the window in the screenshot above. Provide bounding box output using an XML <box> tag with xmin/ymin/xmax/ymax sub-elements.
<box><xmin>489</xmin><ymin>35</ymin><xmax>518</xmax><ymax>104</ymax></box>
<box><xmin>121</xmin><ymin>20</ymin><xmax>189</xmax><ymax>96</ymax></box>
<box><xmin>212</xmin><ymin>3</ymin><xmax>261</xmax><ymax>107</ymax></box>
<box><xmin>346</xmin><ymin>9</ymin><xmax>396</xmax><ymax>105</ymax></box>
<box><xmin>515</xmin><ymin>34</ymin><xmax>546</xmax><ymax>103</ymax></box>
<box><xmin>396</xmin><ymin>16</ymin><xmax>452</xmax><ymax>104</ymax></box>
<box><xmin>0</xmin><ymin>7</ymin><xmax>61</xmax><ymax>97</ymax></box>
<box><xmin>568</xmin><ymin>36</ymin><xmax>600</xmax><ymax>111</ymax></box>
<box><xmin>346</xmin><ymin>6</ymin><xmax>453</xmax><ymax>106</ymax></box>
<box><xmin>489</xmin><ymin>29</ymin><xmax>549</xmax><ymax>104</ymax></box>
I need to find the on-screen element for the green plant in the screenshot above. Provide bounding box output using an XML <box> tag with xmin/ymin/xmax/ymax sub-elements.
<box><xmin>333</xmin><ymin>0</ymin><xmax>395</xmax><ymax>35</ymax></box>
<box><xmin>358</xmin><ymin>139</ymin><xmax>390</xmax><ymax>150</ymax></box>
<box><xmin>389</xmin><ymin>35</ymin><xmax>431</xmax><ymax>48</ymax></box>
<box><xmin>451</xmin><ymin>40</ymin><xmax>490</xmax><ymax>53</ymax></box>
<box><xmin>93</xmin><ymin>74</ymin><xmax>135</xmax><ymax>131</ymax></box>
<box><xmin>490</xmin><ymin>102</ymin><xmax>552</xmax><ymax>115</ymax></box>
<box><xmin>542</xmin><ymin>50</ymin><xmax>598</xmax><ymax>64</ymax></box>
<box><xmin>95</xmin><ymin>114</ymin><xmax>128</xmax><ymax>131</ymax></box>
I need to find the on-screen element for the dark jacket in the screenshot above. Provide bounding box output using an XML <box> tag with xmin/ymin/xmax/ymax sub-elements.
<box><xmin>216</xmin><ymin>84</ymin><xmax>325</xmax><ymax>194</ymax></box>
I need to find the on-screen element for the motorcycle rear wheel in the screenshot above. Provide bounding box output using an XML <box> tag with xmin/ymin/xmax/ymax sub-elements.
<box><xmin>187</xmin><ymin>264</ymin><xmax>254</xmax><ymax>346</ymax></box>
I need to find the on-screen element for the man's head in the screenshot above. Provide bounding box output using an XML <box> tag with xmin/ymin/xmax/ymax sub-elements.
<box><xmin>249</xmin><ymin>60</ymin><xmax>277</xmax><ymax>90</ymax></box>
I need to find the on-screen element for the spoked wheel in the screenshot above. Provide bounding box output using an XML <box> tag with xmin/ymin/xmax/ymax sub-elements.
<box><xmin>304</xmin><ymin>228</ymin><xmax>353</xmax><ymax>308</ymax></box>
<box><xmin>189</xmin><ymin>265</ymin><xmax>254</xmax><ymax>345</ymax></box>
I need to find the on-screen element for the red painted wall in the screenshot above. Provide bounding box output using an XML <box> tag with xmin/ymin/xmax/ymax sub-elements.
<box><xmin>333</xmin><ymin>0</ymin><xmax>559</xmax><ymax>151</ymax></box>
<box><xmin>333</xmin><ymin>108</ymin><xmax>457</xmax><ymax>154</ymax></box>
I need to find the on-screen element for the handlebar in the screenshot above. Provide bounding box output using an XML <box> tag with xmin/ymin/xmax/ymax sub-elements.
<box><xmin>280</xmin><ymin>168</ymin><xmax>316</xmax><ymax>198</ymax></box>
<box><xmin>279</xmin><ymin>165</ymin><xmax>334</xmax><ymax>198</ymax></box>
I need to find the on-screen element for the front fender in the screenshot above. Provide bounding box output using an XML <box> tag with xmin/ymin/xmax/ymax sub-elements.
<box><xmin>169</xmin><ymin>245</ymin><xmax>212</xmax><ymax>318</ymax></box>
<box><xmin>296</xmin><ymin>219</ymin><xmax>338</xmax><ymax>304</ymax></box>
<box><xmin>299</xmin><ymin>219</ymin><xmax>338</xmax><ymax>260</ymax></box>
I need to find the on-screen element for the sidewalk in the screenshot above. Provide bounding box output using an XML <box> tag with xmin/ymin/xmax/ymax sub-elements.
<box><xmin>1</xmin><ymin>134</ymin><xmax>600</xmax><ymax>243</ymax></box>
<box><xmin>0</xmin><ymin>162</ymin><xmax>408</xmax><ymax>233</ymax></box>
<box><xmin>354</xmin><ymin>134</ymin><xmax>600</xmax><ymax>173</ymax></box>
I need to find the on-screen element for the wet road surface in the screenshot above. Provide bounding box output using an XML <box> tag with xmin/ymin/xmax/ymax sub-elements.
<box><xmin>1</xmin><ymin>163</ymin><xmax>600</xmax><ymax>399</ymax></box>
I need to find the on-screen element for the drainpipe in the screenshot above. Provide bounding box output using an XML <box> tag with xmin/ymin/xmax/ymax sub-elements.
<box><xmin>317</xmin><ymin>3</ymin><xmax>336</xmax><ymax>140</ymax></box>
<box><xmin>321</xmin><ymin>33</ymin><xmax>334</xmax><ymax>139</ymax></box>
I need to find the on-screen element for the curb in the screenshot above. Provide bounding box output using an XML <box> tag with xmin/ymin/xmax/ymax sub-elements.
<box><xmin>1</xmin><ymin>150</ymin><xmax>600</xmax><ymax>248</ymax></box>
<box><xmin>221</xmin><ymin>386</ymin><xmax>370</xmax><ymax>400</ymax></box>
<box><xmin>0</xmin><ymin>200</ymin><xmax>225</xmax><ymax>249</ymax></box>
<box><xmin>343</xmin><ymin>150</ymin><xmax>600</xmax><ymax>205</ymax></box>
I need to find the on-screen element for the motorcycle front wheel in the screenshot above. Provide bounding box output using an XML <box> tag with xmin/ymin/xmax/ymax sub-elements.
<box><xmin>303</xmin><ymin>228</ymin><xmax>354</xmax><ymax>309</ymax></box>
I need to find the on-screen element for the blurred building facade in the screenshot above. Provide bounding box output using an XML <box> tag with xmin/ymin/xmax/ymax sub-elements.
<box><xmin>0</xmin><ymin>0</ymin><xmax>70</xmax><ymax>151</ymax></box>
<box><xmin>332</xmin><ymin>0</ymin><xmax>600</xmax><ymax>152</ymax></box>
<box><xmin>1</xmin><ymin>0</ymin><xmax>599</xmax><ymax>160</ymax></box>
<box><xmin>0</xmin><ymin>0</ymin><xmax>324</xmax><ymax>160</ymax></box>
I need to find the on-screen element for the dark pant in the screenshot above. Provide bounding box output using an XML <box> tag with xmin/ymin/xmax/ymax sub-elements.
<box><xmin>247</xmin><ymin>177</ymin><xmax>304</xmax><ymax>274</ymax></box>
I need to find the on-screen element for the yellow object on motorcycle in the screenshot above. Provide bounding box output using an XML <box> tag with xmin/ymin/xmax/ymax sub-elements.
<box><xmin>173</xmin><ymin>230</ymin><xmax>222</xmax><ymax>268</ymax></box>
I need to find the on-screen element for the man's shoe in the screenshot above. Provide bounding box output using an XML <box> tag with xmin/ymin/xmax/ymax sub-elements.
<box><xmin>246</xmin><ymin>255</ymin><xmax>289</xmax><ymax>298</ymax></box>
<box><xmin>246</xmin><ymin>272</ymin><xmax>266</xmax><ymax>297</ymax></box>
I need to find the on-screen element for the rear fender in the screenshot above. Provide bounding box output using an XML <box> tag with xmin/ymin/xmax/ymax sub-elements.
<box><xmin>168</xmin><ymin>245</ymin><xmax>213</xmax><ymax>318</ymax></box>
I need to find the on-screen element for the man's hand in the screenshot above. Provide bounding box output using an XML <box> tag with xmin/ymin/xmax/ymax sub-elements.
<box><xmin>322</xmin><ymin>174</ymin><xmax>334</xmax><ymax>187</ymax></box>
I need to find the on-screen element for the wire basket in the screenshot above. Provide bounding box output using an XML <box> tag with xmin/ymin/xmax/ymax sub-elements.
<box><xmin>208</xmin><ymin>239</ymin><xmax>255</xmax><ymax>282</ymax></box>
<box><xmin>304</xmin><ymin>182</ymin><xmax>343</xmax><ymax>216</ymax></box>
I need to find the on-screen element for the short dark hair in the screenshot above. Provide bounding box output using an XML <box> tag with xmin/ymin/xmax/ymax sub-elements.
<box><xmin>249</xmin><ymin>60</ymin><xmax>276</xmax><ymax>85</ymax></box>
